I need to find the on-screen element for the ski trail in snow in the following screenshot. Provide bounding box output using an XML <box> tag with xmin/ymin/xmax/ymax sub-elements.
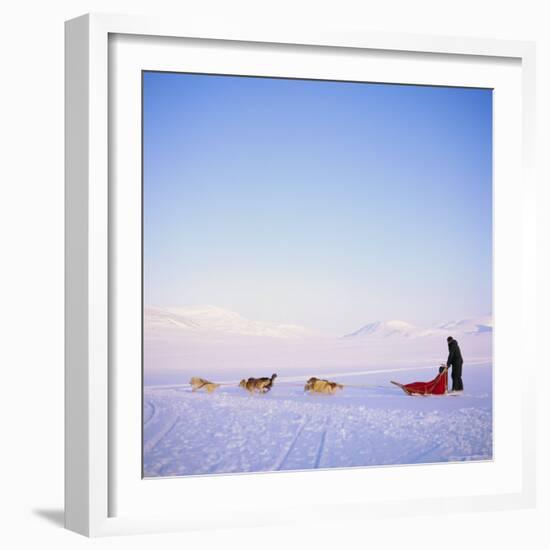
<box><xmin>313</xmin><ymin>418</ymin><xmax>329</xmax><ymax>469</ymax></box>
<box><xmin>409</xmin><ymin>442</ymin><xmax>444</xmax><ymax>463</ymax></box>
<box><xmin>274</xmin><ymin>419</ymin><xmax>307</xmax><ymax>471</ymax></box>
<box><xmin>143</xmin><ymin>400</ymin><xmax>157</xmax><ymax>427</ymax></box>
<box><xmin>143</xmin><ymin>414</ymin><xmax>180</xmax><ymax>455</ymax></box>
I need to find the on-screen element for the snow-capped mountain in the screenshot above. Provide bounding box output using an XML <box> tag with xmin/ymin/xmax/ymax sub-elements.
<box><xmin>145</xmin><ymin>305</ymin><xmax>313</xmax><ymax>338</ymax></box>
<box><xmin>435</xmin><ymin>316</ymin><xmax>493</xmax><ymax>335</ymax></box>
<box><xmin>344</xmin><ymin>316</ymin><xmax>492</xmax><ymax>339</ymax></box>
<box><xmin>343</xmin><ymin>320</ymin><xmax>421</xmax><ymax>339</ymax></box>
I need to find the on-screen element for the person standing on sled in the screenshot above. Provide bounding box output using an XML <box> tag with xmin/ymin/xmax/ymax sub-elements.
<box><xmin>446</xmin><ymin>336</ymin><xmax>464</xmax><ymax>392</ymax></box>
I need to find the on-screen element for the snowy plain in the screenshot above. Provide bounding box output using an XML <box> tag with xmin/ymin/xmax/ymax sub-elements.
<box><xmin>143</xmin><ymin>306</ymin><xmax>493</xmax><ymax>477</ymax></box>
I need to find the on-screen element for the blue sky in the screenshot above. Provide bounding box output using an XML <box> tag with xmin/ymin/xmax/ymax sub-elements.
<box><xmin>143</xmin><ymin>72</ymin><xmax>492</xmax><ymax>334</ymax></box>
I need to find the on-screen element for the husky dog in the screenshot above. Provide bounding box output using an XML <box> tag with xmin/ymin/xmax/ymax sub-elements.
<box><xmin>189</xmin><ymin>377</ymin><xmax>220</xmax><ymax>393</ymax></box>
<box><xmin>239</xmin><ymin>373</ymin><xmax>277</xmax><ymax>393</ymax></box>
<box><xmin>304</xmin><ymin>377</ymin><xmax>343</xmax><ymax>395</ymax></box>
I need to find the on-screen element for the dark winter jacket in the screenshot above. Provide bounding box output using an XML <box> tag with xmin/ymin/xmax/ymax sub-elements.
<box><xmin>447</xmin><ymin>338</ymin><xmax>463</xmax><ymax>367</ymax></box>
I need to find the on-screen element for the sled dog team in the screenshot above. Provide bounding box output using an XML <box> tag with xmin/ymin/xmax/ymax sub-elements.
<box><xmin>189</xmin><ymin>336</ymin><xmax>465</xmax><ymax>396</ymax></box>
<box><xmin>189</xmin><ymin>374</ymin><xmax>343</xmax><ymax>395</ymax></box>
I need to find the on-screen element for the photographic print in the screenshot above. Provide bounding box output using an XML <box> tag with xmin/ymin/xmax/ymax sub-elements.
<box><xmin>142</xmin><ymin>72</ymin><xmax>493</xmax><ymax>478</ymax></box>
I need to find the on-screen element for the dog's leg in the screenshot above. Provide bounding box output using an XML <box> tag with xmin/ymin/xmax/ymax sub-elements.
<box><xmin>196</xmin><ymin>382</ymin><xmax>208</xmax><ymax>392</ymax></box>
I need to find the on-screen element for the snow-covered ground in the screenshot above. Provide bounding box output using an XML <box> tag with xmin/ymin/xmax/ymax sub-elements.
<box><xmin>143</xmin><ymin>306</ymin><xmax>493</xmax><ymax>477</ymax></box>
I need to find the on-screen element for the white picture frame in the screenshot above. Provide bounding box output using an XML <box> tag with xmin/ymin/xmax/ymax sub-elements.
<box><xmin>65</xmin><ymin>13</ymin><xmax>537</xmax><ymax>537</ymax></box>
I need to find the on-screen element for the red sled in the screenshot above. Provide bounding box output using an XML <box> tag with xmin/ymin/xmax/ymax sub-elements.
<box><xmin>391</xmin><ymin>367</ymin><xmax>448</xmax><ymax>396</ymax></box>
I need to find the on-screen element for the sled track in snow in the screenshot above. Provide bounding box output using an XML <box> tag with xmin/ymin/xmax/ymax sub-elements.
<box><xmin>408</xmin><ymin>441</ymin><xmax>444</xmax><ymax>463</ymax></box>
<box><xmin>313</xmin><ymin>419</ymin><xmax>329</xmax><ymax>469</ymax></box>
<box><xmin>273</xmin><ymin>416</ymin><xmax>330</xmax><ymax>471</ymax></box>
<box><xmin>143</xmin><ymin>414</ymin><xmax>180</xmax><ymax>455</ymax></box>
<box><xmin>143</xmin><ymin>400</ymin><xmax>157</xmax><ymax>427</ymax></box>
<box><xmin>274</xmin><ymin>420</ymin><xmax>307</xmax><ymax>471</ymax></box>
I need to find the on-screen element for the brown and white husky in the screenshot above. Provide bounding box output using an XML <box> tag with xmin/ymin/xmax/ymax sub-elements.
<box><xmin>189</xmin><ymin>377</ymin><xmax>220</xmax><ymax>393</ymax></box>
<box><xmin>239</xmin><ymin>373</ymin><xmax>277</xmax><ymax>393</ymax></box>
<box><xmin>304</xmin><ymin>377</ymin><xmax>343</xmax><ymax>395</ymax></box>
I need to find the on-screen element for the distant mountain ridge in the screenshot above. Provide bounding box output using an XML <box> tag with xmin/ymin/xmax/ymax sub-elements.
<box><xmin>435</xmin><ymin>316</ymin><xmax>493</xmax><ymax>335</ymax></box>
<box><xmin>344</xmin><ymin>320</ymin><xmax>420</xmax><ymax>339</ymax></box>
<box><xmin>145</xmin><ymin>305</ymin><xmax>313</xmax><ymax>338</ymax></box>
<box><xmin>145</xmin><ymin>305</ymin><xmax>492</xmax><ymax>340</ymax></box>
<box><xmin>344</xmin><ymin>316</ymin><xmax>493</xmax><ymax>339</ymax></box>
